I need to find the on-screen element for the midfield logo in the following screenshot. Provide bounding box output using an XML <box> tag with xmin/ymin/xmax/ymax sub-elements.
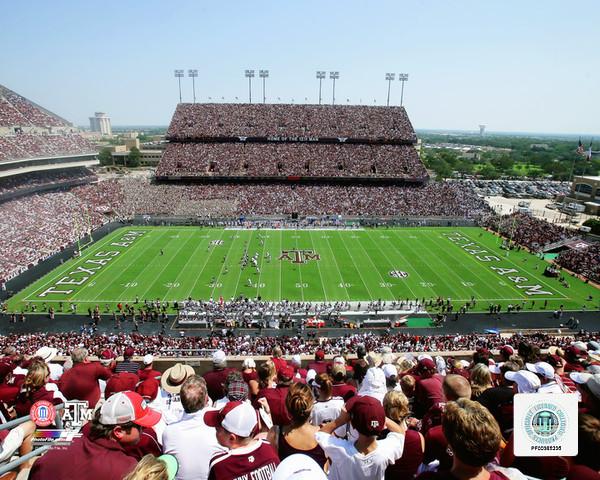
<box><xmin>278</xmin><ymin>249</ymin><xmax>321</xmax><ymax>264</ymax></box>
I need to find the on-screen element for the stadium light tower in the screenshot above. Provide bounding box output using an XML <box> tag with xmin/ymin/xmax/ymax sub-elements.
<box><xmin>245</xmin><ymin>69</ymin><xmax>255</xmax><ymax>104</ymax></box>
<box><xmin>188</xmin><ymin>69</ymin><xmax>198</xmax><ymax>104</ymax></box>
<box><xmin>385</xmin><ymin>73</ymin><xmax>395</xmax><ymax>106</ymax></box>
<box><xmin>174</xmin><ymin>70</ymin><xmax>184</xmax><ymax>103</ymax></box>
<box><xmin>316</xmin><ymin>71</ymin><xmax>326</xmax><ymax>105</ymax></box>
<box><xmin>330</xmin><ymin>71</ymin><xmax>339</xmax><ymax>105</ymax></box>
<box><xmin>259</xmin><ymin>70</ymin><xmax>269</xmax><ymax>104</ymax></box>
<box><xmin>398</xmin><ymin>73</ymin><xmax>409</xmax><ymax>107</ymax></box>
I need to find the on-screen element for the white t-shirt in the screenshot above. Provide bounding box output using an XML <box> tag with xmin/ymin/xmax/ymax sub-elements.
<box><xmin>311</xmin><ymin>397</ymin><xmax>346</xmax><ymax>436</ymax></box>
<box><xmin>315</xmin><ymin>431</ymin><xmax>405</xmax><ymax>480</ymax></box>
<box><xmin>162</xmin><ymin>407</ymin><xmax>225</xmax><ymax>480</ymax></box>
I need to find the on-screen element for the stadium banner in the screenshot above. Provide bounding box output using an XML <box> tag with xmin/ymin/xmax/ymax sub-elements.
<box><xmin>171</xmin><ymin>136</ymin><xmax>416</xmax><ymax>145</ymax></box>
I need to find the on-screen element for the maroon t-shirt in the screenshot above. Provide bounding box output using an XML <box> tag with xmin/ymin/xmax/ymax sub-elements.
<box><xmin>414</xmin><ymin>375</ymin><xmax>444</xmax><ymax>417</ymax></box>
<box><xmin>208</xmin><ymin>439</ymin><xmax>279</xmax><ymax>480</ymax></box>
<box><xmin>137</xmin><ymin>368</ymin><xmax>162</xmax><ymax>382</ymax></box>
<box><xmin>59</xmin><ymin>362</ymin><xmax>112</xmax><ymax>408</ymax></box>
<box><xmin>307</xmin><ymin>361</ymin><xmax>329</xmax><ymax>375</ymax></box>
<box><xmin>15</xmin><ymin>386</ymin><xmax>63</xmax><ymax>418</ymax></box>
<box><xmin>424</xmin><ymin>425</ymin><xmax>452</xmax><ymax>471</ymax></box>
<box><xmin>255</xmin><ymin>385</ymin><xmax>291</xmax><ymax>426</ymax></box>
<box><xmin>203</xmin><ymin>368</ymin><xmax>236</xmax><ymax>402</ymax></box>
<box><xmin>123</xmin><ymin>427</ymin><xmax>161</xmax><ymax>460</ymax></box>
<box><xmin>271</xmin><ymin>357</ymin><xmax>287</xmax><ymax>373</ymax></box>
<box><xmin>0</xmin><ymin>383</ymin><xmax>20</xmax><ymax>406</ymax></box>
<box><xmin>105</xmin><ymin>372</ymin><xmax>140</xmax><ymax>398</ymax></box>
<box><xmin>511</xmin><ymin>455</ymin><xmax>570</xmax><ymax>480</ymax></box>
<box><xmin>331</xmin><ymin>382</ymin><xmax>356</xmax><ymax>401</ymax></box>
<box><xmin>567</xmin><ymin>464</ymin><xmax>600</xmax><ymax>480</ymax></box>
<box><xmin>381</xmin><ymin>428</ymin><xmax>423</xmax><ymax>480</ymax></box>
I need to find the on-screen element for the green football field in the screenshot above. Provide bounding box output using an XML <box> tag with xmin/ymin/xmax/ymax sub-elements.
<box><xmin>5</xmin><ymin>226</ymin><xmax>599</xmax><ymax>314</ymax></box>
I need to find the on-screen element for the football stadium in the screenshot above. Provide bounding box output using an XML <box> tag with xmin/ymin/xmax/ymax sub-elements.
<box><xmin>1</xmin><ymin>4</ymin><xmax>600</xmax><ymax>477</ymax></box>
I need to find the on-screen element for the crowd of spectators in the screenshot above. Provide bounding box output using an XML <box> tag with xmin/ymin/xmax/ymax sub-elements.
<box><xmin>167</xmin><ymin>103</ymin><xmax>417</xmax><ymax>142</ymax></box>
<box><xmin>485</xmin><ymin>212</ymin><xmax>572</xmax><ymax>250</ymax></box>
<box><xmin>0</xmin><ymin>168</ymin><xmax>97</xmax><ymax>196</ymax></box>
<box><xmin>1</xmin><ymin>333</ymin><xmax>600</xmax><ymax>479</ymax></box>
<box><xmin>1</xmin><ymin>330</ymin><xmax>598</xmax><ymax>358</ymax></box>
<box><xmin>557</xmin><ymin>244</ymin><xmax>600</xmax><ymax>284</ymax></box>
<box><xmin>0</xmin><ymin>180</ymin><xmax>124</xmax><ymax>281</ymax></box>
<box><xmin>0</xmin><ymin>133</ymin><xmax>96</xmax><ymax>161</ymax></box>
<box><xmin>0</xmin><ymin>85</ymin><xmax>70</xmax><ymax>128</ymax></box>
<box><xmin>157</xmin><ymin>143</ymin><xmax>427</xmax><ymax>179</ymax></box>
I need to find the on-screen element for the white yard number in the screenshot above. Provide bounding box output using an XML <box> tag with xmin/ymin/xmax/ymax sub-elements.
<box><xmin>87</xmin><ymin>281</ymin><xmax>96</xmax><ymax>288</ymax></box>
<box><xmin>380</xmin><ymin>235</ymin><xmax>390</xmax><ymax>239</ymax></box>
<box><xmin>321</xmin><ymin>235</ymin><xmax>331</xmax><ymax>239</ymax></box>
<box><xmin>420</xmin><ymin>282</ymin><xmax>435</xmax><ymax>288</ymax></box>
<box><xmin>461</xmin><ymin>281</ymin><xmax>475</xmax><ymax>287</ymax></box>
<box><xmin>165</xmin><ymin>283</ymin><xmax>180</xmax><ymax>288</ymax></box>
<box><xmin>498</xmin><ymin>281</ymin><xmax>507</xmax><ymax>286</ymax></box>
<box><xmin>123</xmin><ymin>282</ymin><xmax>138</xmax><ymax>288</ymax></box>
<box><xmin>338</xmin><ymin>282</ymin><xmax>351</xmax><ymax>288</ymax></box>
<box><xmin>295</xmin><ymin>283</ymin><xmax>308</xmax><ymax>288</ymax></box>
<box><xmin>257</xmin><ymin>283</ymin><xmax>266</xmax><ymax>288</ymax></box>
<box><xmin>209</xmin><ymin>282</ymin><xmax>223</xmax><ymax>288</ymax></box>
<box><xmin>380</xmin><ymin>282</ymin><xmax>393</xmax><ymax>288</ymax></box>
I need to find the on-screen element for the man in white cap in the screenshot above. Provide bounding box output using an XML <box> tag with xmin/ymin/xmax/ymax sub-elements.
<box><xmin>34</xmin><ymin>346</ymin><xmax>63</xmax><ymax>381</ymax></box>
<box><xmin>526</xmin><ymin>362</ymin><xmax>563</xmax><ymax>394</ymax></box>
<box><xmin>205</xmin><ymin>401</ymin><xmax>279</xmax><ymax>480</ymax></box>
<box><xmin>138</xmin><ymin>354</ymin><xmax>161</xmax><ymax>381</ymax></box>
<box><xmin>29</xmin><ymin>391</ymin><xmax>161</xmax><ymax>480</ymax></box>
<box><xmin>203</xmin><ymin>350</ymin><xmax>235</xmax><ymax>402</ymax></box>
<box><xmin>505</xmin><ymin>370</ymin><xmax>541</xmax><ymax>394</ymax></box>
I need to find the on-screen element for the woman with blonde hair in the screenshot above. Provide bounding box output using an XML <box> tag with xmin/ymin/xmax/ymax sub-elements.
<box><xmin>123</xmin><ymin>454</ymin><xmax>178</xmax><ymax>480</ymax></box>
<box><xmin>277</xmin><ymin>382</ymin><xmax>327</xmax><ymax>468</ymax></box>
<box><xmin>381</xmin><ymin>390</ymin><xmax>424</xmax><ymax>479</ymax></box>
<box><xmin>15</xmin><ymin>359</ymin><xmax>66</xmax><ymax>417</ymax></box>
<box><xmin>257</xmin><ymin>360</ymin><xmax>277</xmax><ymax>391</ymax></box>
<box><xmin>470</xmin><ymin>363</ymin><xmax>493</xmax><ymax>400</ymax></box>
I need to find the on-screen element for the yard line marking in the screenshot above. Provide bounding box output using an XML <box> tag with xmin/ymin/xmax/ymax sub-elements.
<box><xmin>209</xmin><ymin>231</ymin><xmax>240</xmax><ymax>300</ymax></box>
<box><xmin>308</xmin><ymin>231</ymin><xmax>329</xmax><ymax>302</ymax></box>
<box><xmin>232</xmin><ymin>230</ymin><xmax>255</xmax><ymax>298</ymax></box>
<box><xmin>189</xmin><ymin>230</ymin><xmax>228</xmax><ymax>298</ymax></box>
<box><xmin>336</xmin><ymin>231</ymin><xmax>378</xmax><ymax>300</ymax></box>
<box><xmin>320</xmin><ymin>234</ymin><xmax>350</xmax><ymax>301</ymax></box>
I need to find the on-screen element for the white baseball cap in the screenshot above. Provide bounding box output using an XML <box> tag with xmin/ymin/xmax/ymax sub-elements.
<box><xmin>505</xmin><ymin>370</ymin><xmax>541</xmax><ymax>393</ymax></box>
<box><xmin>212</xmin><ymin>350</ymin><xmax>226</xmax><ymax>365</ymax></box>
<box><xmin>272</xmin><ymin>454</ymin><xmax>327</xmax><ymax>480</ymax></box>
<box><xmin>204</xmin><ymin>401</ymin><xmax>258</xmax><ymax>438</ymax></box>
<box><xmin>100</xmin><ymin>391</ymin><xmax>161</xmax><ymax>427</ymax></box>
<box><xmin>306</xmin><ymin>369</ymin><xmax>317</xmax><ymax>385</ymax></box>
<box><xmin>143</xmin><ymin>354</ymin><xmax>154</xmax><ymax>365</ymax></box>
<box><xmin>291</xmin><ymin>355</ymin><xmax>302</xmax><ymax>366</ymax></box>
<box><xmin>382</xmin><ymin>364</ymin><xmax>398</xmax><ymax>379</ymax></box>
<box><xmin>489</xmin><ymin>362</ymin><xmax>505</xmax><ymax>375</ymax></box>
<box><xmin>526</xmin><ymin>362</ymin><xmax>555</xmax><ymax>380</ymax></box>
<box><xmin>242</xmin><ymin>358</ymin><xmax>256</xmax><ymax>369</ymax></box>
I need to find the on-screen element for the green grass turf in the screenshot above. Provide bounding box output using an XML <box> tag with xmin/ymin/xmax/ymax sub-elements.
<box><xmin>5</xmin><ymin>226</ymin><xmax>598</xmax><ymax>314</ymax></box>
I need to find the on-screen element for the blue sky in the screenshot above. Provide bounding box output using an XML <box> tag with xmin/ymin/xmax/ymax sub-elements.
<box><xmin>2</xmin><ymin>0</ymin><xmax>599</xmax><ymax>134</ymax></box>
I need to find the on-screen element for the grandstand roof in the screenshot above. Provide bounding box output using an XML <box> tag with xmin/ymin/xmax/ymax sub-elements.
<box><xmin>167</xmin><ymin>103</ymin><xmax>417</xmax><ymax>143</ymax></box>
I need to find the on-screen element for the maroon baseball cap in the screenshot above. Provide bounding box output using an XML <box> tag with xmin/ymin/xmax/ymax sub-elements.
<box><xmin>105</xmin><ymin>372</ymin><xmax>139</xmax><ymax>398</ymax></box>
<box><xmin>278</xmin><ymin>365</ymin><xmax>295</xmax><ymax>382</ymax></box>
<box><xmin>136</xmin><ymin>378</ymin><xmax>159</xmax><ymax>402</ymax></box>
<box><xmin>566</xmin><ymin>346</ymin><xmax>588</xmax><ymax>360</ymax></box>
<box><xmin>315</xmin><ymin>350</ymin><xmax>325</xmax><ymax>361</ymax></box>
<box><xmin>124</xmin><ymin>347</ymin><xmax>135</xmax><ymax>358</ymax></box>
<box><xmin>418</xmin><ymin>358</ymin><xmax>436</xmax><ymax>371</ymax></box>
<box><xmin>547</xmin><ymin>354</ymin><xmax>564</xmax><ymax>369</ymax></box>
<box><xmin>499</xmin><ymin>345</ymin><xmax>514</xmax><ymax>358</ymax></box>
<box><xmin>346</xmin><ymin>395</ymin><xmax>385</xmax><ymax>436</ymax></box>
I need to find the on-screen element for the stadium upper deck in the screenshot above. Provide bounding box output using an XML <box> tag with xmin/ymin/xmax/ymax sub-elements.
<box><xmin>0</xmin><ymin>84</ymin><xmax>96</xmax><ymax>162</ymax></box>
<box><xmin>159</xmin><ymin>103</ymin><xmax>426</xmax><ymax>181</ymax></box>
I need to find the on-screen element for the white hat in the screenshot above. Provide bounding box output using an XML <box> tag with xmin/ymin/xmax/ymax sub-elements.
<box><xmin>306</xmin><ymin>369</ymin><xmax>317</xmax><ymax>385</ymax></box>
<box><xmin>272</xmin><ymin>454</ymin><xmax>328</xmax><ymax>480</ymax></box>
<box><xmin>526</xmin><ymin>362</ymin><xmax>555</xmax><ymax>380</ymax></box>
<box><xmin>359</xmin><ymin>367</ymin><xmax>387</xmax><ymax>402</ymax></box>
<box><xmin>291</xmin><ymin>355</ymin><xmax>301</xmax><ymax>366</ymax></box>
<box><xmin>382</xmin><ymin>364</ymin><xmax>397</xmax><ymax>379</ymax></box>
<box><xmin>572</xmin><ymin>341</ymin><xmax>588</xmax><ymax>351</ymax></box>
<box><xmin>143</xmin><ymin>354</ymin><xmax>154</xmax><ymax>365</ymax></box>
<box><xmin>204</xmin><ymin>401</ymin><xmax>258</xmax><ymax>438</ymax></box>
<box><xmin>100</xmin><ymin>391</ymin><xmax>161</xmax><ymax>427</ymax></box>
<box><xmin>35</xmin><ymin>347</ymin><xmax>58</xmax><ymax>363</ymax></box>
<box><xmin>418</xmin><ymin>354</ymin><xmax>433</xmax><ymax>363</ymax></box>
<box><xmin>505</xmin><ymin>370</ymin><xmax>541</xmax><ymax>393</ymax></box>
<box><xmin>242</xmin><ymin>358</ymin><xmax>256</xmax><ymax>369</ymax></box>
<box><xmin>333</xmin><ymin>356</ymin><xmax>346</xmax><ymax>365</ymax></box>
<box><xmin>489</xmin><ymin>362</ymin><xmax>504</xmax><ymax>375</ymax></box>
<box><xmin>212</xmin><ymin>350</ymin><xmax>226</xmax><ymax>365</ymax></box>
<box><xmin>569</xmin><ymin>372</ymin><xmax>593</xmax><ymax>385</ymax></box>
<box><xmin>460</xmin><ymin>360</ymin><xmax>470</xmax><ymax>369</ymax></box>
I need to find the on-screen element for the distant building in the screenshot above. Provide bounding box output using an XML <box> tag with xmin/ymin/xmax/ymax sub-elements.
<box><xmin>564</xmin><ymin>175</ymin><xmax>600</xmax><ymax>216</ymax></box>
<box><xmin>124</xmin><ymin>138</ymin><xmax>140</xmax><ymax>150</ymax></box>
<box><xmin>89</xmin><ymin>112</ymin><xmax>112</xmax><ymax>136</ymax></box>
